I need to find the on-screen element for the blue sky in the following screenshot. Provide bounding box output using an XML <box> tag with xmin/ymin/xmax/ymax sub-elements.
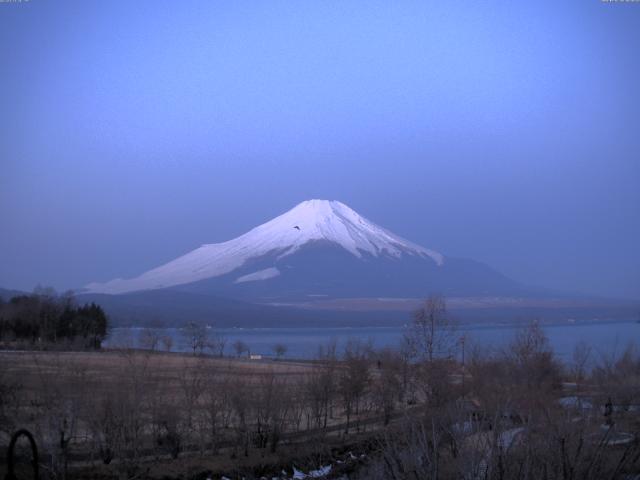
<box><xmin>1</xmin><ymin>1</ymin><xmax>639</xmax><ymax>299</ymax></box>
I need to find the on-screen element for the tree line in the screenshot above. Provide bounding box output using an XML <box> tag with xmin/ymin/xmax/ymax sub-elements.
<box><xmin>0</xmin><ymin>288</ymin><xmax>108</xmax><ymax>349</ymax></box>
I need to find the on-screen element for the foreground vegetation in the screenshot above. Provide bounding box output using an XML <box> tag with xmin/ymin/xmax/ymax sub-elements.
<box><xmin>0</xmin><ymin>296</ymin><xmax>639</xmax><ymax>479</ymax></box>
<box><xmin>0</xmin><ymin>289</ymin><xmax>108</xmax><ymax>350</ymax></box>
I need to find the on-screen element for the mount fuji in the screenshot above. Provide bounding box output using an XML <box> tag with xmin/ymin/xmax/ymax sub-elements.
<box><xmin>85</xmin><ymin>199</ymin><xmax>528</xmax><ymax>301</ymax></box>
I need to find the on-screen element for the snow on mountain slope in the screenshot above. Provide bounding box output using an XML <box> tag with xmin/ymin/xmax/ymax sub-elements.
<box><xmin>85</xmin><ymin>199</ymin><xmax>444</xmax><ymax>294</ymax></box>
<box><xmin>235</xmin><ymin>267</ymin><xmax>281</xmax><ymax>284</ymax></box>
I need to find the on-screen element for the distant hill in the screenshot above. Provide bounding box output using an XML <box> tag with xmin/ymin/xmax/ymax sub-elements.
<box><xmin>0</xmin><ymin>287</ymin><xmax>27</xmax><ymax>301</ymax></box>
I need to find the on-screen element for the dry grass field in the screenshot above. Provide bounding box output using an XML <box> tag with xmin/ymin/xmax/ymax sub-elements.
<box><xmin>1</xmin><ymin>349</ymin><xmax>316</xmax><ymax>395</ymax></box>
<box><xmin>0</xmin><ymin>348</ymin><xmax>387</xmax><ymax>479</ymax></box>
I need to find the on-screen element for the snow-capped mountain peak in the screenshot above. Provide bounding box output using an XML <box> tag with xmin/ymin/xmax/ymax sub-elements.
<box><xmin>85</xmin><ymin>199</ymin><xmax>443</xmax><ymax>294</ymax></box>
<box><xmin>252</xmin><ymin>199</ymin><xmax>442</xmax><ymax>261</ymax></box>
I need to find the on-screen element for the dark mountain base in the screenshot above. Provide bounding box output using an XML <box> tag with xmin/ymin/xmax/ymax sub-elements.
<box><xmin>78</xmin><ymin>290</ymin><xmax>639</xmax><ymax>328</ymax></box>
<box><xmin>173</xmin><ymin>241</ymin><xmax>538</xmax><ymax>300</ymax></box>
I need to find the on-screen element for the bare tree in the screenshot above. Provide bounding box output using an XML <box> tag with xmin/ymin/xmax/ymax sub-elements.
<box><xmin>0</xmin><ymin>369</ymin><xmax>22</xmax><ymax>438</ymax></box>
<box><xmin>138</xmin><ymin>327</ymin><xmax>160</xmax><ymax>351</ymax></box>
<box><xmin>178</xmin><ymin>358</ymin><xmax>206</xmax><ymax>450</ymax></box>
<box><xmin>32</xmin><ymin>352</ymin><xmax>89</xmax><ymax>479</ymax></box>
<box><xmin>250</xmin><ymin>370</ymin><xmax>293</xmax><ymax>452</ymax></box>
<box><xmin>182</xmin><ymin>322</ymin><xmax>208</xmax><ymax>355</ymax></box>
<box><xmin>88</xmin><ymin>388</ymin><xmax>120</xmax><ymax>465</ymax></box>
<box><xmin>301</xmin><ymin>339</ymin><xmax>339</xmax><ymax>435</ymax></box>
<box><xmin>227</xmin><ymin>374</ymin><xmax>251</xmax><ymax>457</ymax></box>
<box><xmin>339</xmin><ymin>339</ymin><xmax>371</xmax><ymax>434</ymax></box>
<box><xmin>371</xmin><ymin>349</ymin><xmax>402</xmax><ymax>425</ymax></box>
<box><xmin>273</xmin><ymin>343</ymin><xmax>287</xmax><ymax>360</ymax></box>
<box><xmin>405</xmin><ymin>294</ymin><xmax>457</xmax><ymax>362</ymax></box>
<box><xmin>205</xmin><ymin>330</ymin><xmax>226</xmax><ymax>357</ymax></box>
<box><xmin>592</xmin><ymin>342</ymin><xmax>640</xmax><ymax>413</ymax></box>
<box><xmin>415</xmin><ymin>359</ymin><xmax>458</xmax><ymax>410</ymax></box>
<box><xmin>233</xmin><ymin>340</ymin><xmax>249</xmax><ymax>358</ymax></box>
<box><xmin>161</xmin><ymin>335</ymin><xmax>173</xmax><ymax>352</ymax></box>
<box><xmin>202</xmin><ymin>369</ymin><xmax>232</xmax><ymax>455</ymax></box>
<box><xmin>373</xmin><ymin>416</ymin><xmax>446</xmax><ymax>480</ymax></box>
<box><xmin>571</xmin><ymin>340</ymin><xmax>592</xmax><ymax>389</ymax></box>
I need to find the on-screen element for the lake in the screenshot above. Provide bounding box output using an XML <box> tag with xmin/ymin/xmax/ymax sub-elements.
<box><xmin>106</xmin><ymin>320</ymin><xmax>640</xmax><ymax>364</ymax></box>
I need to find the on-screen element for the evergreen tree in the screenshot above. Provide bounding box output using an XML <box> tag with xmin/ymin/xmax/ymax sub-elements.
<box><xmin>0</xmin><ymin>291</ymin><xmax>109</xmax><ymax>349</ymax></box>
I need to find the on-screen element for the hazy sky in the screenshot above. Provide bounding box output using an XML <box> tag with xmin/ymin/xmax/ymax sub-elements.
<box><xmin>1</xmin><ymin>1</ymin><xmax>639</xmax><ymax>299</ymax></box>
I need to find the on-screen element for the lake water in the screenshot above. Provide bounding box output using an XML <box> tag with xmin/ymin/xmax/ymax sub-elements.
<box><xmin>106</xmin><ymin>320</ymin><xmax>640</xmax><ymax>364</ymax></box>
